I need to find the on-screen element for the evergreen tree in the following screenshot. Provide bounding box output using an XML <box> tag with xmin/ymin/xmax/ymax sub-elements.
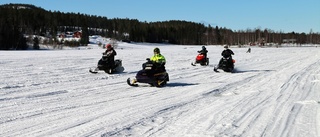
<box><xmin>215</xmin><ymin>26</ymin><xmax>222</xmax><ymax>45</ymax></box>
<box><xmin>33</xmin><ymin>37</ymin><xmax>40</xmax><ymax>49</ymax></box>
<box><xmin>1</xmin><ymin>3</ymin><xmax>320</xmax><ymax>50</ymax></box>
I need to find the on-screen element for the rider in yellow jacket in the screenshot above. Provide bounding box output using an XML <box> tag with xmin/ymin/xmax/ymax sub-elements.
<box><xmin>151</xmin><ymin>47</ymin><xmax>166</xmax><ymax>63</ymax></box>
<box><xmin>150</xmin><ymin>47</ymin><xmax>166</xmax><ymax>71</ymax></box>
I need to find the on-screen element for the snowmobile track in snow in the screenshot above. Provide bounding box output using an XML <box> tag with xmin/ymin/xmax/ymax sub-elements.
<box><xmin>1</xmin><ymin>46</ymin><xmax>320</xmax><ymax>137</ymax></box>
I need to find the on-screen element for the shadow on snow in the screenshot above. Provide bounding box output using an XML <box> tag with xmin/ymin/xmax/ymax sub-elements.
<box><xmin>233</xmin><ymin>69</ymin><xmax>275</xmax><ymax>73</ymax></box>
<box><xmin>165</xmin><ymin>82</ymin><xmax>198</xmax><ymax>87</ymax></box>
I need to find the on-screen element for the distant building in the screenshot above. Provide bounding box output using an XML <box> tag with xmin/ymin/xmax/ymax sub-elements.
<box><xmin>73</xmin><ymin>31</ymin><xmax>82</xmax><ymax>38</ymax></box>
<box><xmin>58</xmin><ymin>31</ymin><xmax>82</xmax><ymax>38</ymax></box>
<box><xmin>283</xmin><ymin>39</ymin><xmax>296</xmax><ymax>43</ymax></box>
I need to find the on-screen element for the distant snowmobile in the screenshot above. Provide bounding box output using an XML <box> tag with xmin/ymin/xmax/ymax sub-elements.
<box><xmin>127</xmin><ymin>58</ymin><xmax>169</xmax><ymax>87</ymax></box>
<box><xmin>191</xmin><ymin>53</ymin><xmax>209</xmax><ymax>66</ymax></box>
<box><xmin>213</xmin><ymin>57</ymin><xmax>235</xmax><ymax>73</ymax></box>
<box><xmin>89</xmin><ymin>52</ymin><xmax>124</xmax><ymax>74</ymax></box>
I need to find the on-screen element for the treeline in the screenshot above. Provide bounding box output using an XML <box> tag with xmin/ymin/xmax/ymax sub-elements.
<box><xmin>1</xmin><ymin>3</ymin><xmax>319</xmax><ymax>50</ymax></box>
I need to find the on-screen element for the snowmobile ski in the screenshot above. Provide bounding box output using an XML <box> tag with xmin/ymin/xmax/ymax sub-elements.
<box><xmin>213</xmin><ymin>66</ymin><xmax>234</xmax><ymax>73</ymax></box>
<box><xmin>89</xmin><ymin>68</ymin><xmax>98</xmax><ymax>74</ymax></box>
<box><xmin>127</xmin><ymin>78</ymin><xmax>139</xmax><ymax>87</ymax></box>
<box><xmin>213</xmin><ymin>67</ymin><xmax>220</xmax><ymax>72</ymax></box>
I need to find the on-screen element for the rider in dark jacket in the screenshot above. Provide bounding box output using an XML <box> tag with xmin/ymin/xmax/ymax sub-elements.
<box><xmin>221</xmin><ymin>45</ymin><xmax>234</xmax><ymax>58</ymax></box>
<box><xmin>219</xmin><ymin>45</ymin><xmax>234</xmax><ymax>67</ymax></box>
<box><xmin>198</xmin><ymin>46</ymin><xmax>208</xmax><ymax>55</ymax></box>
<box><xmin>198</xmin><ymin>46</ymin><xmax>208</xmax><ymax>62</ymax></box>
<box><xmin>103</xmin><ymin>44</ymin><xmax>117</xmax><ymax>67</ymax></box>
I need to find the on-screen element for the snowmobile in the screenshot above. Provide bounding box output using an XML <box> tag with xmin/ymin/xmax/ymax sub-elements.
<box><xmin>191</xmin><ymin>53</ymin><xmax>209</xmax><ymax>66</ymax></box>
<box><xmin>127</xmin><ymin>58</ymin><xmax>169</xmax><ymax>87</ymax></box>
<box><xmin>214</xmin><ymin>57</ymin><xmax>235</xmax><ymax>73</ymax></box>
<box><xmin>89</xmin><ymin>53</ymin><xmax>124</xmax><ymax>74</ymax></box>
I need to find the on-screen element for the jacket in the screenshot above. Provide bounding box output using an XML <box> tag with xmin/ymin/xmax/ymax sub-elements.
<box><xmin>103</xmin><ymin>48</ymin><xmax>117</xmax><ymax>62</ymax></box>
<box><xmin>198</xmin><ymin>49</ymin><xmax>208</xmax><ymax>55</ymax></box>
<box><xmin>150</xmin><ymin>53</ymin><xmax>166</xmax><ymax>65</ymax></box>
<box><xmin>221</xmin><ymin>49</ymin><xmax>234</xmax><ymax>58</ymax></box>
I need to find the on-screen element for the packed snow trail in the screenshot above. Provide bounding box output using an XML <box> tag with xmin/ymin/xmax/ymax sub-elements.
<box><xmin>1</xmin><ymin>44</ymin><xmax>319</xmax><ymax>137</ymax></box>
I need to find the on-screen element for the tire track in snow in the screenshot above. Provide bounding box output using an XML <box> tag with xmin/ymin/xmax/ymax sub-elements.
<box><xmin>261</xmin><ymin>59</ymin><xmax>320</xmax><ymax>137</ymax></box>
<box><xmin>99</xmin><ymin>67</ymin><xmax>274</xmax><ymax>136</ymax></box>
<box><xmin>98</xmin><ymin>49</ymin><xmax>320</xmax><ymax>137</ymax></box>
<box><xmin>2</xmin><ymin>47</ymin><xmax>320</xmax><ymax>137</ymax></box>
<box><xmin>99</xmin><ymin>47</ymin><xmax>280</xmax><ymax>136</ymax></box>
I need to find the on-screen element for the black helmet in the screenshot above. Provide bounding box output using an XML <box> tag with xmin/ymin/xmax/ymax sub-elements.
<box><xmin>154</xmin><ymin>47</ymin><xmax>160</xmax><ymax>53</ymax></box>
<box><xmin>202</xmin><ymin>46</ymin><xmax>206</xmax><ymax>50</ymax></box>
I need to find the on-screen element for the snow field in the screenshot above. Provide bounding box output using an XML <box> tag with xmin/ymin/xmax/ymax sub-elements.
<box><xmin>1</xmin><ymin>43</ymin><xmax>320</xmax><ymax>137</ymax></box>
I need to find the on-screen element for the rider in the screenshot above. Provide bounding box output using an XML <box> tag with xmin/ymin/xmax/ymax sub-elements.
<box><xmin>198</xmin><ymin>46</ymin><xmax>208</xmax><ymax>62</ymax></box>
<box><xmin>246</xmin><ymin>47</ymin><xmax>251</xmax><ymax>53</ymax></box>
<box><xmin>103</xmin><ymin>44</ymin><xmax>117</xmax><ymax>67</ymax></box>
<box><xmin>219</xmin><ymin>45</ymin><xmax>234</xmax><ymax>67</ymax></box>
<box><xmin>221</xmin><ymin>45</ymin><xmax>234</xmax><ymax>58</ymax></box>
<box><xmin>150</xmin><ymin>47</ymin><xmax>166</xmax><ymax>71</ymax></box>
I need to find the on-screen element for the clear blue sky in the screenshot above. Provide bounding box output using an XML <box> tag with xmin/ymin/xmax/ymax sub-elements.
<box><xmin>1</xmin><ymin>0</ymin><xmax>319</xmax><ymax>33</ymax></box>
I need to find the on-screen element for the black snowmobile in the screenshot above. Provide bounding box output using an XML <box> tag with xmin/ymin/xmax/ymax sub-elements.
<box><xmin>191</xmin><ymin>53</ymin><xmax>209</xmax><ymax>66</ymax></box>
<box><xmin>89</xmin><ymin>53</ymin><xmax>124</xmax><ymax>74</ymax></box>
<box><xmin>127</xmin><ymin>58</ymin><xmax>169</xmax><ymax>87</ymax></box>
<box><xmin>214</xmin><ymin>57</ymin><xmax>235</xmax><ymax>73</ymax></box>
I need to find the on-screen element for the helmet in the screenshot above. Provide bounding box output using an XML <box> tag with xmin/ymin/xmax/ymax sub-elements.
<box><xmin>202</xmin><ymin>46</ymin><xmax>206</xmax><ymax>50</ymax></box>
<box><xmin>224</xmin><ymin>45</ymin><xmax>228</xmax><ymax>49</ymax></box>
<box><xmin>106</xmin><ymin>44</ymin><xmax>112</xmax><ymax>49</ymax></box>
<box><xmin>154</xmin><ymin>47</ymin><xmax>160</xmax><ymax>53</ymax></box>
